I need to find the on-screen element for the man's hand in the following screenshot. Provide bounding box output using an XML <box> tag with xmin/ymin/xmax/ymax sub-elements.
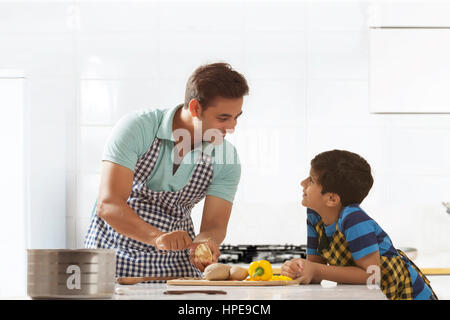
<box><xmin>189</xmin><ymin>239</ymin><xmax>220</xmax><ymax>272</ymax></box>
<box><xmin>154</xmin><ymin>230</ymin><xmax>193</xmax><ymax>252</ymax></box>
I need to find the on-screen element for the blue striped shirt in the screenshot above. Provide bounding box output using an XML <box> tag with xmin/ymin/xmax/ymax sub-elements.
<box><xmin>306</xmin><ymin>204</ymin><xmax>434</xmax><ymax>300</ymax></box>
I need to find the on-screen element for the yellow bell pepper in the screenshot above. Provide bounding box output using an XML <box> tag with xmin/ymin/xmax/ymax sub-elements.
<box><xmin>248</xmin><ymin>260</ymin><xmax>273</xmax><ymax>281</ymax></box>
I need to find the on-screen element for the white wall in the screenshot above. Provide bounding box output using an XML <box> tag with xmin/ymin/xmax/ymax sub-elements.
<box><xmin>2</xmin><ymin>1</ymin><xmax>449</xmax><ymax>259</ymax></box>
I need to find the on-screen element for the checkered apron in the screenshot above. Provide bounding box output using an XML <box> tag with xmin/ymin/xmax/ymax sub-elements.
<box><xmin>315</xmin><ymin>220</ymin><xmax>437</xmax><ymax>300</ymax></box>
<box><xmin>84</xmin><ymin>137</ymin><xmax>214</xmax><ymax>279</ymax></box>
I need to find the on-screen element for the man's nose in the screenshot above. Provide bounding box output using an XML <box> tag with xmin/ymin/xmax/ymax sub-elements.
<box><xmin>228</xmin><ymin>118</ymin><xmax>238</xmax><ymax>131</ymax></box>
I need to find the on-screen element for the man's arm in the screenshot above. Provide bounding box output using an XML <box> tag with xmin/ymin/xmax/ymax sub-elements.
<box><xmin>196</xmin><ymin>195</ymin><xmax>232</xmax><ymax>244</ymax></box>
<box><xmin>96</xmin><ymin>160</ymin><xmax>192</xmax><ymax>250</ymax></box>
<box><xmin>189</xmin><ymin>195</ymin><xmax>232</xmax><ymax>269</ymax></box>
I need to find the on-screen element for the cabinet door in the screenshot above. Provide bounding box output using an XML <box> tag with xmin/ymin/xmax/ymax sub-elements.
<box><xmin>0</xmin><ymin>76</ymin><xmax>27</xmax><ymax>297</ymax></box>
<box><xmin>369</xmin><ymin>28</ymin><xmax>450</xmax><ymax>113</ymax></box>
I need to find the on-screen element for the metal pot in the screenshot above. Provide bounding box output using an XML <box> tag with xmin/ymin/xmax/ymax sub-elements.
<box><xmin>27</xmin><ymin>249</ymin><xmax>116</xmax><ymax>299</ymax></box>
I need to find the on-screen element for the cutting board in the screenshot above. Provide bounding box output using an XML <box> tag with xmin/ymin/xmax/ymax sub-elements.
<box><xmin>166</xmin><ymin>279</ymin><xmax>300</xmax><ymax>286</ymax></box>
<box><xmin>272</xmin><ymin>267</ymin><xmax>450</xmax><ymax>275</ymax></box>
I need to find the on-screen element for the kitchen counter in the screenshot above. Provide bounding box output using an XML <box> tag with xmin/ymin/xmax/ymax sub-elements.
<box><xmin>113</xmin><ymin>281</ymin><xmax>387</xmax><ymax>300</ymax></box>
<box><xmin>8</xmin><ymin>278</ymin><xmax>450</xmax><ymax>300</ymax></box>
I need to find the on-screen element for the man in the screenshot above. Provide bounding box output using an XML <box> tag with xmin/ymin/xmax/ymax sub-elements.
<box><xmin>84</xmin><ymin>63</ymin><xmax>248</xmax><ymax>278</ymax></box>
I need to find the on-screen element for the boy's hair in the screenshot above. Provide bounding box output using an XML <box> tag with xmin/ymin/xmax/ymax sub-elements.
<box><xmin>184</xmin><ymin>62</ymin><xmax>249</xmax><ymax>110</ymax></box>
<box><xmin>311</xmin><ymin>150</ymin><xmax>374</xmax><ymax>206</ymax></box>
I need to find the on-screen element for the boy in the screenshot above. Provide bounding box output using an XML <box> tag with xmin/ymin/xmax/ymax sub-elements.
<box><xmin>281</xmin><ymin>150</ymin><xmax>437</xmax><ymax>300</ymax></box>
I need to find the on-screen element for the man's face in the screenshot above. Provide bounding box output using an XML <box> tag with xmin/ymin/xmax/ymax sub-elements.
<box><xmin>197</xmin><ymin>96</ymin><xmax>243</xmax><ymax>144</ymax></box>
<box><xmin>300</xmin><ymin>168</ymin><xmax>327</xmax><ymax>211</ymax></box>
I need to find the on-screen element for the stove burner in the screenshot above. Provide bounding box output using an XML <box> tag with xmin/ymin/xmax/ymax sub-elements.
<box><xmin>218</xmin><ymin>244</ymin><xmax>307</xmax><ymax>264</ymax></box>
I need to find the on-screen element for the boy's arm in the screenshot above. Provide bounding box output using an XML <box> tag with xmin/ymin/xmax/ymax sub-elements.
<box><xmin>311</xmin><ymin>251</ymin><xmax>380</xmax><ymax>284</ymax></box>
<box><xmin>307</xmin><ymin>255</ymin><xmax>327</xmax><ymax>284</ymax></box>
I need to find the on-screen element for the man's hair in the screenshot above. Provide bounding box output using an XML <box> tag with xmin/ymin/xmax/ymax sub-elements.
<box><xmin>184</xmin><ymin>62</ymin><xmax>249</xmax><ymax>110</ymax></box>
<box><xmin>311</xmin><ymin>150</ymin><xmax>374</xmax><ymax>206</ymax></box>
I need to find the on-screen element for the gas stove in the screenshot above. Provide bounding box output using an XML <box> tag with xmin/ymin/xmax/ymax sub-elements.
<box><xmin>218</xmin><ymin>244</ymin><xmax>307</xmax><ymax>264</ymax></box>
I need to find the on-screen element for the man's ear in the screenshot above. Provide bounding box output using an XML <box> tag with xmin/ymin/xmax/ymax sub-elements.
<box><xmin>325</xmin><ymin>193</ymin><xmax>341</xmax><ymax>208</ymax></box>
<box><xmin>188</xmin><ymin>99</ymin><xmax>202</xmax><ymax>118</ymax></box>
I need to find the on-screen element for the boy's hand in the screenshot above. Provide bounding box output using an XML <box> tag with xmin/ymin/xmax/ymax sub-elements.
<box><xmin>295</xmin><ymin>259</ymin><xmax>317</xmax><ymax>284</ymax></box>
<box><xmin>281</xmin><ymin>258</ymin><xmax>305</xmax><ymax>279</ymax></box>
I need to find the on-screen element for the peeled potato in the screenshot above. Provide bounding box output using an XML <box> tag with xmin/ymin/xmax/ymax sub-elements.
<box><xmin>229</xmin><ymin>266</ymin><xmax>249</xmax><ymax>281</ymax></box>
<box><xmin>203</xmin><ymin>263</ymin><xmax>232</xmax><ymax>280</ymax></box>
<box><xmin>194</xmin><ymin>242</ymin><xmax>213</xmax><ymax>264</ymax></box>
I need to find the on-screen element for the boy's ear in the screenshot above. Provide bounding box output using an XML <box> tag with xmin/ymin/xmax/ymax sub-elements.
<box><xmin>325</xmin><ymin>193</ymin><xmax>341</xmax><ymax>208</ymax></box>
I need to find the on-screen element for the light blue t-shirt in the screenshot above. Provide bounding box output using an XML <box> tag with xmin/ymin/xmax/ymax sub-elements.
<box><xmin>102</xmin><ymin>104</ymin><xmax>241</xmax><ymax>203</ymax></box>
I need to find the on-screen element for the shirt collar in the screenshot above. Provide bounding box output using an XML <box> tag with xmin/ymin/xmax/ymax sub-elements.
<box><xmin>156</xmin><ymin>104</ymin><xmax>182</xmax><ymax>142</ymax></box>
<box><xmin>156</xmin><ymin>104</ymin><xmax>215</xmax><ymax>157</ymax></box>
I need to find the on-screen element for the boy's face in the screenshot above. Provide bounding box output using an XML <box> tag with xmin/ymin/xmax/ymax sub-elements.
<box><xmin>300</xmin><ymin>168</ymin><xmax>328</xmax><ymax>212</ymax></box>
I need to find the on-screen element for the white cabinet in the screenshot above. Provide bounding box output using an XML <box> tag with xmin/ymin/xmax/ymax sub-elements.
<box><xmin>0</xmin><ymin>72</ymin><xmax>26</xmax><ymax>297</ymax></box>
<box><xmin>370</xmin><ymin>28</ymin><xmax>450</xmax><ymax>113</ymax></box>
<box><xmin>369</xmin><ymin>2</ymin><xmax>450</xmax><ymax>113</ymax></box>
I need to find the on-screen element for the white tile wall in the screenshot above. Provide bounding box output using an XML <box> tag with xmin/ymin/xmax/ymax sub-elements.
<box><xmin>79</xmin><ymin>126</ymin><xmax>112</xmax><ymax>173</ymax></box>
<box><xmin>243</xmin><ymin>1</ymin><xmax>306</xmax><ymax>32</ymax></box>
<box><xmin>307</xmin><ymin>30</ymin><xmax>369</xmax><ymax>80</ymax></box>
<box><xmin>0</xmin><ymin>34</ymin><xmax>75</xmax><ymax>77</ymax></box>
<box><xmin>306</xmin><ymin>125</ymin><xmax>391</xmax><ymax>175</ymax></box>
<box><xmin>2</xmin><ymin>1</ymin><xmax>449</xmax><ymax>259</ymax></box>
<box><xmin>159</xmin><ymin>2</ymin><xmax>245</xmax><ymax>32</ymax></box>
<box><xmin>157</xmin><ymin>77</ymin><xmax>188</xmax><ymax>107</ymax></box>
<box><xmin>306</xmin><ymin>1</ymin><xmax>369</xmax><ymax>31</ymax></box>
<box><xmin>79</xmin><ymin>2</ymin><xmax>159</xmax><ymax>32</ymax></box>
<box><xmin>80</xmin><ymin>79</ymin><xmax>160</xmax><ymax>125</ymax></box>
<box><xmin>78</xmin><ymin>32</ymin><xmax>160</xmax><ymax>79</ymax></box>
<box><xmin>244</xmin><ymin>78</ymin><xmax>306</xmax><ymax>126</ymax></box>
<box><xmin>159</xmin><ymin>31</ymin><xmax>244</xmax><ymax>79</ymax></box>
<box><xmin>77</xmin><ymin>173</ymin><xmax>101</xmax><ymax>220</ymax></box>
<box><xmin>307</xmin><ymin>80</ymin><xmax>383</xmax><ymax>127</ymax></box>
<box><xmin>389</xmin><ymin>128</ymin><xmax>450</xmax><ymax>175</ymax></box>
<box><xmin>244</xmin><ymin>31</ymin><xmax>307</xmax><ymax>79</ymax></box>
<box><xmin>0</xmin><ymin>2</ymin><xmax>72</xmax><ymax>33</ymax></box>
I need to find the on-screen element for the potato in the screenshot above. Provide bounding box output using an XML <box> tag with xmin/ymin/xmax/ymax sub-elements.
<box><xmin>195</xmin><ymin>243</ymin><xmax>213</xmax><ymax>264</ymax></box>
<box><xmin>203</xmin><ymin>263</ymin><xmax>232</xmax><ymax>280</ymax></box>
<box><xmin>229</xmin><ymin>266</ymin><xmax>249</xmax><ymax>281</ymax></box>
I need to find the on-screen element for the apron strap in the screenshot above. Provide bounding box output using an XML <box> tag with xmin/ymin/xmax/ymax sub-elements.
<box><xmin>397</xmin><ymin>249</ymin><xmax>439</xmax><ymax>300</ymax></box>
<box><xmin>316</xmin><ymin>221</ymin><xmax>330</xmax><ymax>255</ymax></box>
